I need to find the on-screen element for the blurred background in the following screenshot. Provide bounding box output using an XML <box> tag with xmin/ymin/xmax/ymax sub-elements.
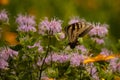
<box><xmin>0</xmin><ymin>0</ymin><xmax>120</xmax><ymax>41</ymax></box>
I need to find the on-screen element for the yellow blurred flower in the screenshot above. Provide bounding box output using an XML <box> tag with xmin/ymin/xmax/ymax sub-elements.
<box><xmin>0</xmin><ymin>0</ymin><xmax>9</xmax><ymax>5</ymax></box>
<box><xmin>49</xmin><ymin>78</ymin><xmax>54</xmax><ymax>80</ymax></box>
<box><xmin>114</xmin><ymin>75</ymin><xmax>120</xmax><ymax>80</ymax></box>
<box><xmin>84</xmin><ymin>54</ymin><xmax>116</xmax><ymax>64</ymax></box>
<box><xmin>101</xmin><ymin>78</ymin><xmax>105</xmax><ymax>80</ymax></box>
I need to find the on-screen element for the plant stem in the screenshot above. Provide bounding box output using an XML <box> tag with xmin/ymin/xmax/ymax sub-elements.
<box><xmin>39</xmin><ymin>36</ymin><xmax>51</xmax><ymax>80</ymax></box>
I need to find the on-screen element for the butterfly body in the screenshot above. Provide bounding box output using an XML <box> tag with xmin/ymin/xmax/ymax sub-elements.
<box><xmin>66</xmin><ymin>21</ymin><xmax>93</xmax><ymax>49</ymax></box>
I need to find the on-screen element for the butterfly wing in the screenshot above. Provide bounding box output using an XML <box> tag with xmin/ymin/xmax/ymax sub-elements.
<box><xmin>77</xmin><ymin>22</ymin><xmax>93</xmax><ymax>37</ymax></box>
<box><xmin>66</xmin><ymin>23</ymin><xmax>78</xmax><ymax>43</ymax></box>
<box><xmin>66</xmin><ymin>21</ymin><xmax>93</xmax><ymax>49</ymax></box>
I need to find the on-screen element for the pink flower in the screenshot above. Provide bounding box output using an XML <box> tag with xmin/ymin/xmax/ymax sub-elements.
<box><xmin>16</xmin><ymin>14</ymin><xmax>36</xmax><ymax>25</ymax></box>
<box><xmin>70</xmin><ymin>53</ymin><xmax>84</xmax><ymax>67</ymax></box>
<box><xmin>50</xmin><ymin>18</ymin><xmax>62</xmax><ymax>34</ymax></box>
<box><xmin>16</xmin><ymin>14</ymin><xmax>36</xmax><ymax>32</ymax></box>
<box><xmin>92</xmin><ymin>38</ymin><xmax>104</xmax><ymax>44</ymax></box>
<box><xmin>109</xmin><ymin>58</ymin><xmax>120</xmax><ymax>72</ymax></box>
<box><xmin>28</xmin><ymin>41</ymin><xmax>43</xmax><ymax>52</ymax></box>
<box><xmin>0</xmin><ymin>58</ymin><xmax>8</xmax><ymax>69</ymax></box>
<box><xmin>37</xmin><ymin>58</ymin><xmax>43</xmax><ymax>67</ymax></box>
<box><xmin>38</xmin><ymin>17</ymin><xmax>50</xmax><ymax>34</ymax></box>
<box><xmin>0</xmin><ymin>9</ymin><xmax>9</xmax><ymax>23</ymax></box>
<box><xmin>86</xmin><ymin>64</ymin><xmax>99</xmax><ymax>80</ymax></box>
<box><xmin>17</xmin><ymin>25</ymin><xmax>36</xmax><ymax>32</ymax></box>
<box><xmin>0</xmin><ymin>47</ymin><xmax>18</xmax><ymax>60</ymax></box>
<box><xmin>89</xmin><ymin>23</ymin><xmax>108</xmax><ymax>37</ymax></box>
<box><xmin>100</xmin><ymin>48</ymin><xmax>112</xmax><ymax>56</ymax></box>
<box><xmin>76</xmin><ymin>45</ymin><xmax>87</xmax><ymax>53</ymax></box>
<box><xmin>68</xmin><ymin>16</ymin><xmax>85</xmax><ymax>24</ymax></box>
<box><xmin>38</xmin><ymin>17</ymin><xmax>62</xmax><ymax>35</ymax></box>
<box><xmin>57</xmin><ymin>32</ymin><xmax>65</xmax><ymax>40</ymax></box>
<box><xmin>45</xmin><ymin>53</ymin><xmax>69</xmax><ymax>64</ymax></box>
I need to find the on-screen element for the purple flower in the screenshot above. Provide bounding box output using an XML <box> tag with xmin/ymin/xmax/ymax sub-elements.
<box><xmin>50</xmin><ymin>18</ymin><xmax>62</xmax><ymax>34</ymax></box>
<box><xmin>0</xmin><ymin>9</ymin><xmax>9</xmax><ymax>23</ymax></box>
<box><xmin>109</xmin><ymin>58</ymin><xmax>120</xmax><ymax>72</ymax></box>
<box><xmin>38</xmin><ymin>17</ymin><xmax>50</xmax><ymax>34</ymax></box>
<box><xmin>16</xmin><ymin>14</ymin><xmax>36</xmax><ymax>32</ymax></box>
<box><xmin>45</xmin><ymin>53</ymin><xmax>69</xmax><ymax>64</ymax></box>
<box><xmin>86</xmin><ymin>63</ymin><xmax>99</xmax><ymax>80</ymax></box>
<box><xmin>58</xmin><ymin>32</ymin><xmax>65</xmax><ymax>39</ymax></box>
<box><xmin>70</xmin><ymin>53</ymin><xmax>84</xmax><ymax>67</ymax></box>
<box><xmin>0</xmin><ymin>58</ymin><xmax>8</xmax><ymax>69</ymax></box>
<box><xmin>38</xmin><ymin>17</ymin><xmax>62</xmax><ymax>35</ymax></box>
<box><xmin>76</xmin><ymin>45</ymin><xmax>87</xmax><ymax>54</ymax></box>
<box><xmin>28</xmin><ymin>41</ymin><xmax>43</xmax><ymax>52</ymax></box>
<box><xmin>100</xmin><ymin>48</ymin><xmax>112</xmax><ymax>56</ymax></box>
<box><xmin>37</xmin><ymin>58</ymin><xmax>43</xmax><ymax>67</ymax></box>
<box><xmin>92</xmin><ymin>38</ymin><xmax>104</xmax><ymax>44</ymax></box>
<box><xmin>0</xmin><ymin>28</ymin><xmax>2</xmax><ymax>38</ymax></box>
<box><xmin>0</xmin><ymin>47</ymin><xmax>18</xmax><ymax>60</ymax></box>
<box><xmin>41</xmin><ymin>76</ymin><xmax>49</xmax><ymax>80</ymax></box>
<box><xmin>68</xmin><ymin>16</ymin><xmax>85</xmax><ymax>24</ymax></box>
<box><xmin>89</xmin><ymin>23</ymin><xmax>108</xmax><ymax>37</ymax></box>
<box><xmin>0</xmin><ymin>47</ymin><xmax>18</xmax><ymax>69</ymax></box>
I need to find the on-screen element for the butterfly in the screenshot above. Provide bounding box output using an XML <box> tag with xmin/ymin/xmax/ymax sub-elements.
<box><xmin>65</xmin><ymin>21</ymin><xmax>93</xmax><ymax>49</ymax></box>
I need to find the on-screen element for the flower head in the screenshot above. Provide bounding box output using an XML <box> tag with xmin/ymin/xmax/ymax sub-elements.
<box><xmin>70</xmin><ymin>53</ymin><xmax>84</xmax><ymax>67</ymax></box>
<box><xmin>76</xmin><ymin>45</ymin><xmax>87</xmax><ymax>54</ymax></box>
<box><xmin>28</xmin><ymin>41</ymin><xmax>43</xmax><ymax>52</ymax></box>
<box><xmin>100</xmin><ymin>48</ymin><xmax>112</xmax><ymax>56</ymax></box>
<box><xmin>0</xmin><ymin>9</ymin><xmax>9</xmax><ymax>23</ymax></box>
<box><xmin>89</xmin><ymin>23</ymin><xmax>108</xmax><ymax>37</ymax></box>
<box><xmin>92</xmin><ymin>38</ymin><xmax>104</xmax><ymax>44</ymax></box>
<box><xmin>109</xmin><ymin>58</ymin><xmax>120</xmax><ymax>72</ymax></box>
<box><xmin>38</xmin><ymin>17</ymin><xmax>62</xmax><ymax>35</ymax></box>
<box><xmin>45</xmin><ymin>53</ymin><xmax>69</xmax><ymax>64</ymax></box>
<box><xmin>0</xmin><ymin>47</ymin><xmax>18</xmax><ymax>69</ymax></box>
<box><xmin>86</xmin><ymin>64</ymin><xmax>99</xmax><ymax>80</ymax></box>
<box><xmin>0</xmin><ymin>47</ymin><xmax>18</xmax><ymax>60</ymax></box>
<box><xmin>0</xmin><ymin>58</ymin><xmax>8</xmax><ymax>69</ymax></box>
<box><xmin>16</xmin><ymin>14</ymin><xmax>36</xmax><ymax>32</ymax></box>
<box><xmin>68</xmin><ymin>16</ymin><xmax>85</xmax><ymax>24</ymax></box>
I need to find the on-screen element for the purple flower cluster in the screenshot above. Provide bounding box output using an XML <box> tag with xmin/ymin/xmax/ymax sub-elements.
<box><xmin>68</xmin><ymin>16</ymin><xmax>85</xmax><ymax>24</ymax></box>
<box><xmin>92</xmin><ymin>38</ymin><xmax>104</xmax><ymax>45</ymax></box>
<box><xmin>37</xmin><ymin>52</ymin><xmax>85</xmax><ymax>67</ymax></box>
<box><xmin>86</xmin><ymin>64</ymin><xmax>99</xmax><ymax>80</ymax></box>
<box><xmin>109</xmin><ymin>58</ymin><xmax>120</xmax><ymax>72</ymax></box>
<box><xmin>28</xmin><ymin>41</ymin><xmax>43</xmax><ymax>52</ymax></box>
<box><xmin>0</xmin><ymin>47</ymin><xmax>18</xmax><ymax>69</ymax></box>
<box><xmin>76</xmin><ymin>45</ymin><xmax>87</xmax><ymax>54</ymax></box>
<box><xmin>100</xmin><ymin>48</ymin><xmax>112</xmax><ymax>56</ymax></box>
<box><xmin>70</xmin><ymin>53</ymin><xmax>84</xmax><ymax>67</ymax></box>
<box><xmin>57</xmin><ymin>32</ymin><xmax>65</xmax><ymax>40</ymax></box>
<box><xmin>89</xmin><ymin>23</ymin><xmax>108</xmax><ymax>37</ymax></box>
<box><xmin>38</xmin><ymin>17</ymin><xmax>62</xmax><ymax>35</ymax></box>
<box><xmin>88</xmin><ymin>23</ymin><xmax>108</xmax><ymax>45</ymax></box>
<box><xmin>0</xmin><ymin>9</ymin><xmax>8</xmax><ymax>23</ymax></box>
<box><xmin>16</xmin><ymin>14</ymin><xmax>36</xmax><ymax>32</ymax></box>
<box><xmin>45</xmin><ymin>53</ymin><xmax>70</xmax><ymax>64</ymax></box>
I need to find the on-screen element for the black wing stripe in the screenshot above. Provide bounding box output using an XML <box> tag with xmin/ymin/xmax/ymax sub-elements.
<box><xmin>79</xmin><ymin>25</ymin><xmax>93</xmax><ymax>37</ymax></box>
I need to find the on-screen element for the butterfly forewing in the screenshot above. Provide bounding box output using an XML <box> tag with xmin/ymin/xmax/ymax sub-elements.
<box><xmin>78</xmin><ymin>22</ymin><xmax>93</xmax><ymax>37</ymax></box>
<box><xmin>66</xmin><ymin>21</ymin><xmax>93</xmax><ymax>49</ymax></box>
<box><xmin>66</xmin><ymin>23</ymin><xmax>80</xmax><ymax>43</ymax></box>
